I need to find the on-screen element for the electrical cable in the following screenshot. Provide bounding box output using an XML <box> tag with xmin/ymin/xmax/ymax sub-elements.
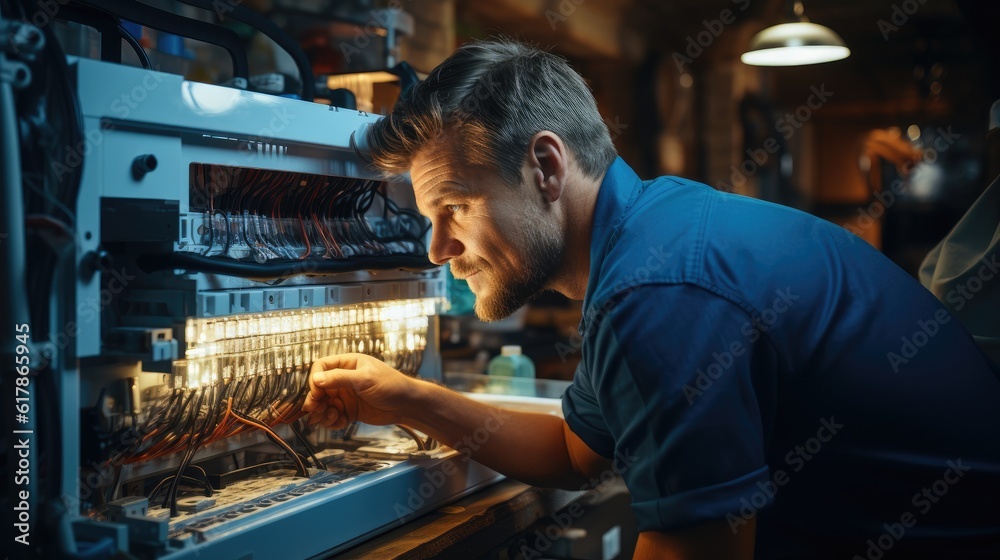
<box><xmin>115</xmin><ymin>23</ymin><xmax>151</xmax><ymax>69</ymax></box>
<box><xmin>58</xmin><ymin>2</ymin><xmax>124</xmax><ymax>63</ymax></box>
<box><xmin>136</xmin><ymin>252</ymin><xmax>437</xmax><ymax>278</ymax></box>
<box><xmin>188</xmin><ymin>165</ymin><xmax>430</xmax><ymax>264</ymax></box>
<box><xmin>341</xmin><ymin>422</ymin><xmax>360</xmax><ymax>441</ymax></box>
<box><xmin>227</xmin><ymin>398</ymin><xmax>309</xmax><ymax>477</ymax></box>
<box><xmin>184</xmin><ymin>464</ymin><xmax>212</xmax><ymax>496</ymax></box>
<box><xmin>172</xmin><ymin>0</ymin><xmax>314</xmax><ymax>99</ymax></box>
<box><xmin>25</xmin><ymin>214</ymin><xmax>74</xmax><ymax>238</ymax></box>
<box><xmin>164</xmin><ymin>387</ymin><xmax>210</xmax><ymax>514</ymax></box>
<box><xmin>218</xmin><ymin>460</ymin><xmax>298</xmax><ymax>481</ymax></box>
<box><xmin>158</xmin><ymin>382</ymin><xmax>235</xmax><ymax>514</ymax></box>
<box><xmin>79</xmin><ymin>0</ymin><xmax>250</xmax><ymax>82</ymax></box>
<box><xmin>394</xmin><ymin>424</ymin><xmax>426</xmax><ymax>451</ymax></box>
<box><xmin>147</xmin><ymin>474</ymin><xmax>212</xmax><ymax>503</ymax></box>
<box><xmin>23</xmin><ymin>176</ymin><xmax>76</xmax><ymax>226</ymax></box>
<box><xmin>288</xmin><ymin>419</ymin><xmax>325</xmax><ymax>470</ymax></box>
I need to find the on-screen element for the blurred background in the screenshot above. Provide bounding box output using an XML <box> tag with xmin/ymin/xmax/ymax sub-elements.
<box><xmin>54</xmin><ymin>0</ymin><xmax>1000</xmax><ymax>381</ymax></box>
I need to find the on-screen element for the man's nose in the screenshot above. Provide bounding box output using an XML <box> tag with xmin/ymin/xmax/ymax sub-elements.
<box><xmin>427</xmin><ymin>225</ymin><xmax>464</xmax><ymax>265</ymax></box>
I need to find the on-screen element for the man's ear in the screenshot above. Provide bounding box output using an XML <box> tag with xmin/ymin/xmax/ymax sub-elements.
<box><xmin>526</xmin><ymin>131</ymin><xmax>567</xmax><ymax>203</ymax></box>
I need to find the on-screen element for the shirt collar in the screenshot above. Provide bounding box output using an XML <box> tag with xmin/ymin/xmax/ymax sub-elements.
<box><xmin>582</xmin><ymin>157</ymin><xmax>645</xmax><ymax>321</ymax></box>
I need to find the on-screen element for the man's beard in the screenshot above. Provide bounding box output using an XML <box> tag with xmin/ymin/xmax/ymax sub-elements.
<box><xmin>454</xmin><ymin>221</ymin><xmax>563</xmax><ymax>322</ymax></box>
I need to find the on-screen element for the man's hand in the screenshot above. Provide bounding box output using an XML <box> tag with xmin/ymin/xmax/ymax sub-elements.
<box><xmin>299</xmin><ymin>353</ymin><xmax>598</xmax><ymax>489</ymax></box>
<box><xmin>302</xmin><ymin>353</ymin><xmax>417</xmax><ymax>429</ymax></box>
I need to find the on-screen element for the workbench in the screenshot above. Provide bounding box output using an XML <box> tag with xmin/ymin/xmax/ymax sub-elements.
<box><xmin>335</xmin><ymin>478</ymin><xmax>636</xmax><ymax>559</ymax></box>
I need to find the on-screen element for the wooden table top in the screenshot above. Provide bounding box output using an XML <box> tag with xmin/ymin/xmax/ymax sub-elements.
<box><xmin>334</xmin><ymin>479</ymin><xmax>587</xmax><ymax>559</ymax></box>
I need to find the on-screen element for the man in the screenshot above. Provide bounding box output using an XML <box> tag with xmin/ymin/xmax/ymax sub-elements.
<box><xmin>302</xmin><ymin>40</ymin><xmax>1000</xmax><ymax>558</ymax></box>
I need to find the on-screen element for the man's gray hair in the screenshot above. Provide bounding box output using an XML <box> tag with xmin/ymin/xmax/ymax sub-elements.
<box><xmin>365</xmin><ymin>39</ymin><xmax>618</xmax><ymax>185</ymax></box>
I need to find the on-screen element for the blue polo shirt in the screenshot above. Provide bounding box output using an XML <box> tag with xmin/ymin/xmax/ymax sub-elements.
<box><xmin>562</xmin><ymin>158</ymin><xmax>1000</xmax><ymax>557</ymax></box>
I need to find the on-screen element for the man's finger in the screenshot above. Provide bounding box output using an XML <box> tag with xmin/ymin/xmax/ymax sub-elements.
<box><xmin>311</xmin><ymin>354</ymin><xmax>362</xmax><ymax>374</ymax></box>
<box><xmin>307</xmin><ymin>406</ymin><xmax>329</xmax><ymax>425</ymax></box>
<box><xmin>322</xmin><ymin>407</ymin><xmax>339</xmax><ymax>427</ymax></box>
<box><xmin>309</xmin><ymin>357</ymin><xmax>362</xmax><ymax>400</ymax></box>
<box><xmin>312</xmin><ymin>368</ymin><xmax>365</xmax><ymax>390</ymax></box>
<box><xmin>302</xmin><ymin>393</ymin><xmax>324</xmax><ymax>413</ymax></box>
<box><xmin>308</xmin><ymin>373</ymin><xmax>325</xmax><ymax>401</ymax></box>
<box><xmin>303</xmin><ymin>393</ymin><xmax>328</xmax><ymax>419</ymax></box>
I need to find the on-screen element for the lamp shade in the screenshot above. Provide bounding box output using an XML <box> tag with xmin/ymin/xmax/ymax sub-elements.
<box><xmin>741</xmin><ymin>21</ymin><xmax>850</xmax><ymax>66</ymax></box>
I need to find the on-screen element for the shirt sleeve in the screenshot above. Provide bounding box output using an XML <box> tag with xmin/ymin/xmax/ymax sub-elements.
<box><xmin>564</xmin><ymin>283</ymin><xmax>777</xmax><ymax>533</ymax></box>
<box><xmin>562</xmin><ymin>359</ymin><xmax>616</xmax><ymax>458</ymax></box>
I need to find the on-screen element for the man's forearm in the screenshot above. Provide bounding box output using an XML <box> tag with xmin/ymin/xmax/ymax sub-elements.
<box><xmin>401</xmin><ymin>380</ymin><xmax>588</xmax><ymax>488</ymax></box>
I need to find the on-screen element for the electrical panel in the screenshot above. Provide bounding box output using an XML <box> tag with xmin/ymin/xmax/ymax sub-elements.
<box><xmin>19</xmin><ymin>57</ymin><xmax>500</xmax><ymax>559</ymax></box>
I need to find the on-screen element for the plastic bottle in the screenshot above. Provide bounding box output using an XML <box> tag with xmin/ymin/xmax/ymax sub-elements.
<box><xmin>487</xmin><ymin>345</ymin><xmax>536</xmax><ymax>379</ymax></box>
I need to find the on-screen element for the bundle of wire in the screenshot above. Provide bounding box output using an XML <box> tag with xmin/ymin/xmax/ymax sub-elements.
<box><xmin>104</xmin><ymin>332</ymin><xmax>424</xmax><ymax>517</ymax></box>
<box><xmin>109</xmin><ymin>364</ymin><xmax>312</xmax><ymax>516</ymax></box>
<box><xmin>190</xmin><ymin>165</ymin><xmax>430</xmax><ymax>263</ymax></box>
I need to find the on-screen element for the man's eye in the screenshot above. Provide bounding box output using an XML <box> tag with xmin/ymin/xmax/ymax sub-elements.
<box><xmin>446</xmin><ymin>204</ymin><xmax>463</xmax><ymax>213</ymax></box>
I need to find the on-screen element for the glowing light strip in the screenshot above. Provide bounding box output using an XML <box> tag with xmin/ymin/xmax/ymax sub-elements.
<box><xmin>174</xmin><ymin>298</ymin><xmax>440</xmax><ymax>389</ymax></box>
